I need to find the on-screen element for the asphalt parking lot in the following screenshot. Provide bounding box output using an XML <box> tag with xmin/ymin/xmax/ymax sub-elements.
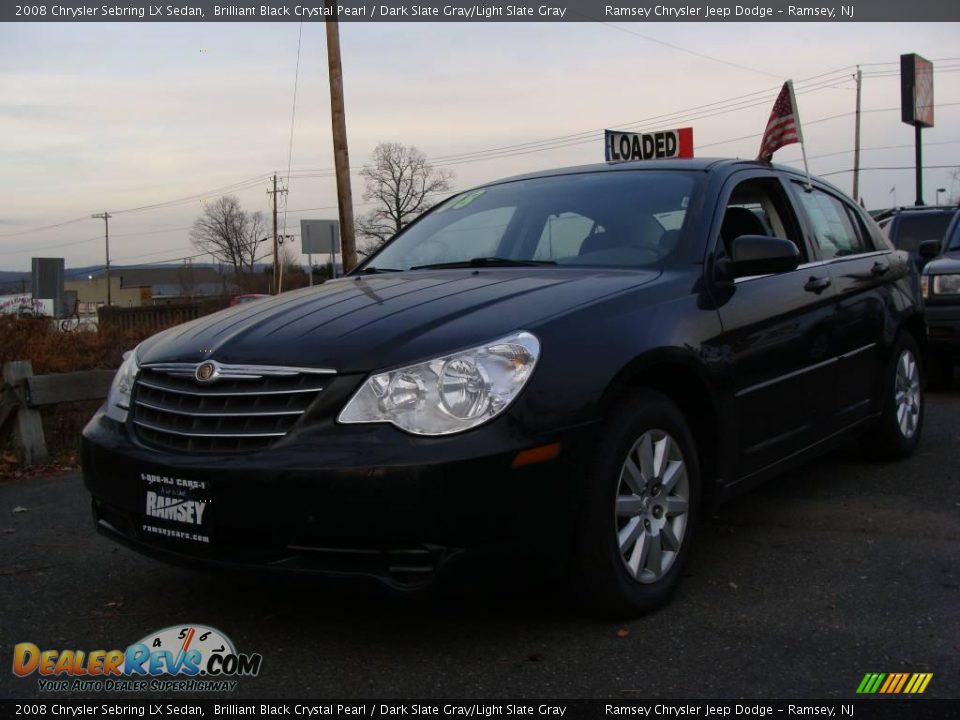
<box><xmin>1</xmin><ymin>393</ymin><xmax>958</xmax><ymax>700</ymax></box>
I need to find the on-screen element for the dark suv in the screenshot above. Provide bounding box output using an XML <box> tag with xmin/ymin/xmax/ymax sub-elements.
<box><xmin>83</xmin><ymin>159</ymin><xmax>925</xmax><ymax>615</ymax></box>
<box><xmin>919</xmin><ymin>213</ymin><xmax>960</xmax><ymax>387</ymax></box>
<box><xmin>880</xmin><ymin>205</ymin><xmax>959</xmax><ymax>270</ymax></box>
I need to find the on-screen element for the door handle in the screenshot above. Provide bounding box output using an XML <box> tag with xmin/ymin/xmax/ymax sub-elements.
<box><xmin>804</xmin><ymin>276</ymin><xmax>832</xmax><ymax>293</ymax></box>
<box><xmin>871</xmin><ymin>260</ymin><xmax>890</xmax><ymax>276</ymax></box>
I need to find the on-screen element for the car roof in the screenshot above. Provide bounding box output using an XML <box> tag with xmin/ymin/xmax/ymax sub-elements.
<box><xmin>479</xmin><ymin>158</ymin><xmax>839</xmax><ymax>191</ymax></box>
<box><xmin>887</xmin><ymin>205</ymin><xmax>959</xmax><ymax>217</ymax></box>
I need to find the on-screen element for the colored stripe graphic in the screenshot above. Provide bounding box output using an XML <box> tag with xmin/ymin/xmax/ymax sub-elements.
<box><xmin>857</xmin><ymin>672</ymin><xmax>932</xmax><ymax>694</ymax></box>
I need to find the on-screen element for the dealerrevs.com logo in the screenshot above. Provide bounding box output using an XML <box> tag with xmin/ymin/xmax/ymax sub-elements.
<box><xmin>12</xmin><ymin>624</ymin><xmax>262</xmax><ymax>693</ymax></box>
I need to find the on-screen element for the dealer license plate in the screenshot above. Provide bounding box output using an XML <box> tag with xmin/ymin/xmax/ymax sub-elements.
<box><xmin>138</xmin><ymin>472</ymin><xmax>213</xmax><ymax>544</ymax></box>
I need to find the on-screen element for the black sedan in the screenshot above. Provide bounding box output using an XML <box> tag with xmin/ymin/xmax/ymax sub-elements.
<box><xmin>83</xmin><ymin>159</ymin><xmax>925</xmax><ymax>615</ymax></box>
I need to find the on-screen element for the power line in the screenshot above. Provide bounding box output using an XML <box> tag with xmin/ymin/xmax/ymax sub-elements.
<box><xmin>280</xmin><ymin>21</ymin><xmax>305</xmax><ymax>292</ymax></box>
<box><xmin>285</xmin><ymin>69</ymin><xmax>859</xmax><ymax>177</ymax></box>
<box><xmin>592</xmin><ymin>21</ymin><xmax>785</xmax><ymax>79</ymax></box>
<box><xmin>0</xmin><ymin>216</ymin><xmax>90</xmax><ymax>239</ymax></box>
<box><xmin>819</xmin><ymin>164</ymin><xmax>960</xmax><ymax>178</ymax></box>
<box><xmin>111</xmin><ymin>173</ymin><xmax>271</xmax><ymax>216</ymax></box>
<box><xmin>0</xmin><ymin>174</ymin><xmax>271</xmax><ymax>241</ymax></box>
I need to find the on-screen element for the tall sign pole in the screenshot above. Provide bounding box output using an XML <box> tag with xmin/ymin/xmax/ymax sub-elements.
<box><xmin>901</xmin><ymin>53</ymin><xmax>935</xmax><ymax>206</ymax></box>
<box><xmin>91</xmin><ymin>212</ymin><xmax>112</xmax><ymax>306</ymax></box>
<box><xmin>325</xmin><ymin>1</ymin><xmax>357</xmax><ymax>273</ymax></box>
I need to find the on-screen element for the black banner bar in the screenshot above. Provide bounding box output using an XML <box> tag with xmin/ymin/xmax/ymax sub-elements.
<box><xmin>1</xmin><ymin>700</ymin><xmax>959</xmax><ymax>720</ymax></box>
<box><xmin>3</xmin><ymin>0</ymin><xmax>960</xmax><ymax>23</ymax></box>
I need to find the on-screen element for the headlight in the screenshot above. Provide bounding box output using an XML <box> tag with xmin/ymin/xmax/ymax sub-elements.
<box><xmin>105</xmin><ymin>348</ymin><xmax>140</xmax><ymax>423</ymax></box>
<box><xmin>338</xmin><ymin>331</ymin><xmax>540</xmax><ymax>436</ymax></box>
<box><xmin>932</xmin><ymin>274</ymin><xmax>960</xmax><ymax>295</ymax></box>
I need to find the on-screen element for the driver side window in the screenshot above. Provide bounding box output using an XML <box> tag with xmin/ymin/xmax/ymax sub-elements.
<box><xmin>718</xmin><ymin>177</ymin><xmax>807</xmax><ymax>262</ymax></box>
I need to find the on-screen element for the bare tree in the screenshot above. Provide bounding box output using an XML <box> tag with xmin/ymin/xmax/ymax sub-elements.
<box><xmin>190</xmin><ymin>196</ymin><xmax>267</xmax><ymax>275</ymax></box>
<box><xmin>950</xmin><ymin>168</ymin><xmax>960</xmax><ymax>205</ymax></box>
<box><xmin>356</xmin><ymin>143</ymin><xmax>454</xmax><ymax>254</ymax></box>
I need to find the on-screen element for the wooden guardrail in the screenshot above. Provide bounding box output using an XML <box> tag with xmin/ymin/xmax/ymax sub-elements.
<box><xmin>98</xmin><ymin>303</ymin><xmax>200</xmax><ymax>332</ymax></box>
<box><xmin>1</xmin><ymin>361</ymin><xmax>115</xmax><ymax>466</ymax></box>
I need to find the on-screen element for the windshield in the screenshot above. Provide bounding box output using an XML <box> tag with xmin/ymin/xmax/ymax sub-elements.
<box><xmin>948</xmin><ymin>217</ymin><xmax>960</xmax><ymax>251</ymax></box>
<box><xmin>364</xmin><ymin>171</ymin><xmax>698</xmax><ymax>271</ymax></box>
<box><xmin>892</xmin><ymin>213</ymin><xmax>953</xmax><ymax>253</ymax></box>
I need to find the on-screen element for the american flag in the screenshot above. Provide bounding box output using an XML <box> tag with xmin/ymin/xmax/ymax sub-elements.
<box><xmin>757</xmin><ymin>81</ymin><xmax>803</xmax><ymax>161</ymax></box>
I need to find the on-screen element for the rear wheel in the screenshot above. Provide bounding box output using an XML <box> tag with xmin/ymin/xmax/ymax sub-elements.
<box><xmin>576</xmin><ymin>390</ymin><xmax>700</xmax><ymax>616</ymax></box>
<box><xmin>863</xmin><ymin>333</ymin><xmax>924</xmax><ymax>460</ymax></box>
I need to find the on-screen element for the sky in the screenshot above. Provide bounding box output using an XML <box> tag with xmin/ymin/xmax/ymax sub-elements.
<box><xmin>1</xmin><ymin>20</ymin><xmax>958</xmax><ymax>272</ymax></box>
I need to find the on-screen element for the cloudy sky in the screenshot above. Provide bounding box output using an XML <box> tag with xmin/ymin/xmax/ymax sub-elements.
<box><xmin>1</xmin><ymin>20</ymin><xmax>958</xmax><ymax>271</ymax></box>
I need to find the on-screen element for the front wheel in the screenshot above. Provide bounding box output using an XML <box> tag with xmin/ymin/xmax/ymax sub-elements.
<box><xmin>863</xmin><ymin>333</ymin><xmax>924</xmax><ymax>460</ymax></box>
<box><xmin>575</xmin><ymin>389</ymin><xmax>700</xmax><ymax>617</ymax></box>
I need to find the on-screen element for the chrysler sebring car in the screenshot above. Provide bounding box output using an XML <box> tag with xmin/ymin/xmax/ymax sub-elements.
<box><xmin>83</xmin><ymin>159</ymin><xmax>925</xmax><ymax>615</ymax></box>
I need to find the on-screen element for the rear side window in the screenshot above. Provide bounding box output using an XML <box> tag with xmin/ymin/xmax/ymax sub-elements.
<box><xmin>794</xmin><ymin>186</ymin><xmax>868</xmax><ymax>259</ymax></box>
<box><xmin>890</xmin><ymin>214</ymin><xmax>953</xmax><ymax>253</ymax></box>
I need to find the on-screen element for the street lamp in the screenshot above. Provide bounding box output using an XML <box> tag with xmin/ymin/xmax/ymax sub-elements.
<box><xmin>91</xmin><ymin>212</ymin><xmax>112</xmax><ymax>306</ymax></box>
<box><xmin>936</xmin><ymin>188</ymin><xmax>947</xmax><ymax>205</ymax></box>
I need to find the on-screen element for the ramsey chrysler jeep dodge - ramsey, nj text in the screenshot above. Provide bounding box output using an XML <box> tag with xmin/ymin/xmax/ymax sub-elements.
<box><xmin>83</xmin><ymin>159</ymin><xmax>925</xmax><ymax>615</ymax></box>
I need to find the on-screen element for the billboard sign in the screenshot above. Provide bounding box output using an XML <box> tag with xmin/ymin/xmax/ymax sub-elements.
<box><xmin>605</xmin><ymin>127</ymin><xmax>694</xmax><ymax>162</ymax></box>
<box><xmin>300</xmin><ymin>220</ymin><xmax>341</xmax><ymax>254</ymax></box>
<box><xmin>901</xmin><ymin>53</ymin><xmax>934</xmax><ymax>128</ymax></box>
<box><xmin>0</xmin><ymin>294</ymin><xmax>53</xmax><ymax>316</ymax></box>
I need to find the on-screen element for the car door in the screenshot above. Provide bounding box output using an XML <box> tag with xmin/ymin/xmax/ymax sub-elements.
<box><xmin>706</xmin><ymin>172</ymin><xmax>839</xmax><ymax>479</ymax></box>
<box><xmin>790</xmin><ymin>182</ymin><xmax>901</xmax><ymax>430</ymax></box>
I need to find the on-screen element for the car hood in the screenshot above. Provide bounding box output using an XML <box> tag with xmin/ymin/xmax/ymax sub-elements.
<box><xmin>923</xmin><ymin>250</ymin><xmax>960</xmax><ymax>275</ymax></box>
<box><xmin>137</xmin><ymin>268</ymin><xmax>660</xmax><ymax>372</ymax></box>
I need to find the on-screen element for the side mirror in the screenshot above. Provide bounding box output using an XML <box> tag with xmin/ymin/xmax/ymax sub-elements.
<box><xmin>918</xmin><ymin>239</ymin><xmax>942</xmax><ymax>259</ymax></box>
<box><xmin>726</xmin><ymin>235</ymin><xmax>801</xmax><ymax>277</ymax></box>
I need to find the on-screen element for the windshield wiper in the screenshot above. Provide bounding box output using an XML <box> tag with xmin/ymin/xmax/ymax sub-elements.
<box><xmin>410</xmin><ymin>257</ymin><xmax>557</xmax><ymax>270</ymax></box>
<box><xmin>358</xmin><ymin>266</ymin><xmax>403</xmax><ymax>274</ymax></box>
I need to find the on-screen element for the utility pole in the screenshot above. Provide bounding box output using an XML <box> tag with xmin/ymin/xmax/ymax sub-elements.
<box><xmin>266</xmin><ymin>173</ymin><xmax>286</xmax><ymax>294</ymax></box>
<box><xmin>325</xmin><ymin>1</ymin><xmax>357</xmax><ymax>273</ymax></box>
<box><xmin>852</xmin><ymin>66</ymin><xmax>862</xmax><ymax>204</ymax></box>
<box><xmin>91</xmin><ymin>212</ymin><xmax>112</xmax><ymax>306</ymax></box>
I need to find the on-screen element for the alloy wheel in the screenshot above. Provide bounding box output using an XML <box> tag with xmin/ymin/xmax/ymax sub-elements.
<box><xmin>895</xmin><ymin>348</ymin><xmax>921</xmax><ymax>439</ymax></box>
<box><xmin>614</xmin><ymin>429</ymin><xmax>690</xmax><ymax>584</ymax></box>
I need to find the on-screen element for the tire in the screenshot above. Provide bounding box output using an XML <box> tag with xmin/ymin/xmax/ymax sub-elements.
<box><xmin>863</xmin><ymin>333</ymin><xmax>924</xmax><ymax>460</ymax></box>
<box><xmin>575</xmin><ymin>389</ymin><xmax>700</xmax><ymax>617</ymax></box>
<box><xmin>925</xmin><ymin>355</ymin><xmax>954</xmax><ymax>391</ymax></box>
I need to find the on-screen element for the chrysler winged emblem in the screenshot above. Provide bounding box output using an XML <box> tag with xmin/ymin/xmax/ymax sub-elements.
<box><xmin>195</xmin><ymin>361</ymin><xmax>218</xmax><ymax>383</ymax></box>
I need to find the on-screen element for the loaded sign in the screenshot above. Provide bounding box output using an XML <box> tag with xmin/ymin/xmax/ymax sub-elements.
<box><xmin>605</xmin><ymin>127</ymin><xmax>694</xmax><ymax>162</ymax></box>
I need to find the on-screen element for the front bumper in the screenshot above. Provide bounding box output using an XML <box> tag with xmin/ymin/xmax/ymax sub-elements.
<box><xmin>924</xmin><ymin>303</ymin><xmax>960</xmax><ymax>361</ymax></box>
<box><xmin>82</xmin><ymin>409</ymin><xmax>594</xmax><ymax>587</ymax></box>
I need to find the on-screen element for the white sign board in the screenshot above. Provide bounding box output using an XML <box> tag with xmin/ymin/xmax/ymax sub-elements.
<box><xmin>300</xmin><ymin>220</ymin><xmax>341</xmax><ymax>254</ymax></box>
<box><xmin>0</xmin><ymin>294</ymin><xmax>53</xmax><ymax>316</ymax></box>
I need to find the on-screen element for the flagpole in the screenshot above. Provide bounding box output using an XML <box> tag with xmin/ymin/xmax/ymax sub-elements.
<box><xmin>787</xmin><ymin>80</ymin><xmax>813</xmax><ymax>189</ymax></box>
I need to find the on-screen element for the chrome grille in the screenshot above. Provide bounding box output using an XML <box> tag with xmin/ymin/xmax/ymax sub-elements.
<box><xmin>131</xmin><ymin>362</ymin><xmax>333</xmax><ymax>454</ymax></box>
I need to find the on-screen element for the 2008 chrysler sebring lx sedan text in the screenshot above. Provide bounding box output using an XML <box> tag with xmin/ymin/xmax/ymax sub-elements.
<box><xmin>83</xmin><ymin>159</ymin><xmax>925</xmax><ymax>615</ymax></box>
